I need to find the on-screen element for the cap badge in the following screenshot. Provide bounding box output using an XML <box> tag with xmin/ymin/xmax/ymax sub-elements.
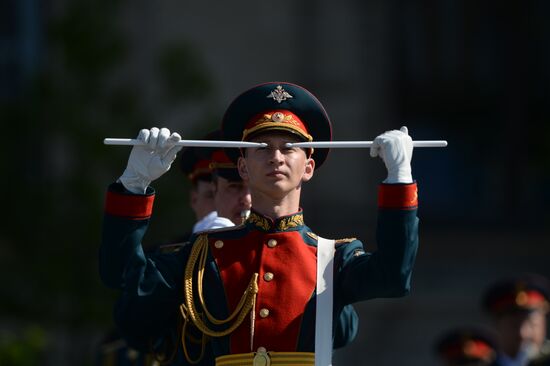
<box><xmin>267</xmin><ymin>85</ymin><xmax>293</xmax><ymax>103</ymax></box>
<box><xmin>271</xmin><ymin>112</ymin><xmax>285</xmax><ymax>122</ymax></box>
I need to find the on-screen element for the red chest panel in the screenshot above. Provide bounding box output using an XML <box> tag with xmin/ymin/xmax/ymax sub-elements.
<box><xmin>209</xmin><ymin>231</ymin><xmax>317</xmax><ymax>353</ymax></box>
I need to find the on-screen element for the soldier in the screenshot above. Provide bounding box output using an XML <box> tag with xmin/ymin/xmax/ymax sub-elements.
<box><xmin>192</xmin><ymin>132</ymin><xmax>252</xmax><ymax>233</ymax></box>
<box><xmin>195</xmin><ymin>132</ymin><xmax>360</xmax><ymax>350</ymax></box>
<box><xmin>167</xmin><ymin>134</ymin><xmax>359</xmax><ymax>364</ymax></box>
<box><xmin>100</xmin><ymin>82</ymin><xmax>419</xmax><ymax>365</ymax></box>
<box><xmin>483</xmin><ymin>274</ymin><xmax>550</xmax><ymax>366</ymax></box>
<box><xmin>178</xmin><ymin>137</ymin><xmax>217</xmax><ymax>235</ymax></box>
<box><xmin>435</xmin><ymin>327</ymin><xmax>498</xmax><ymax>366</ymax></box>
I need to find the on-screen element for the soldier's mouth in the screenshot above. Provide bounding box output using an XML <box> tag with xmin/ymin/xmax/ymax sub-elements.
<box><xmin>267</xmin><ymin>170</ymin><xmax>287</xmax><ymax>177</ymax></box>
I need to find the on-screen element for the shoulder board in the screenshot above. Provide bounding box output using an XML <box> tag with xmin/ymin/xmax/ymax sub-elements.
<box><xmin>306</xmin><ymin>232</ymin><xmax>357</xmax><ymax>244</ymax></box>
<box><xmin>335</xmin><ymin>237</ymin><xmax>357</xmax><ymax>244</ymax></box>
<box><xmin>306</xmin><ymin>232</ymin><xmax>318</xmax><ymax>240</ymax></box>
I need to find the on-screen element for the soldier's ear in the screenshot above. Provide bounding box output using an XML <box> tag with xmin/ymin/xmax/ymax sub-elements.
<box><xmin>302</xmin><ymin>158</ymin><xmax>315</xmax><ymax>182</ymax></box>
<box><xmin>238</xmin><ymin>157</ymin><xmax>249</xmax><ymax>181</ymax></box>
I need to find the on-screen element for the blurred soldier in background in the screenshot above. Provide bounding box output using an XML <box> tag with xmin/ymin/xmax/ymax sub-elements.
<box><xmin>191</xmin><ymin>131</ymin><xmax>252</xmax><ymax>233</ymax></box>
<box><xmin>435</xmin><ymin>326</ymin><xmax>498</xmax><ymax>366</ymax></box>
<box><xmin>178</xmin><ymin>136</ymin><xmax>217</xmax><ymax>238</ymax></box>
<box><xmin>483</xmin><ymin>274</ymin><xmax>550</xmax><ymax>366</ymax></box>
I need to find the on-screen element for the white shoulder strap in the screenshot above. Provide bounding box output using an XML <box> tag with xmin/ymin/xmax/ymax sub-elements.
<box><xmin>316</xmin><ymin>236</ymin><xmax>335</xmax><ymax>366</ymax></box>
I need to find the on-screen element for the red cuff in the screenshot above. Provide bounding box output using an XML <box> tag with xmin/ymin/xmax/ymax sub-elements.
<box><xmin>105</xmin><ymin>190</ymin><xmax>155</xmax><ymax>219</ymax></box>
<box><xmin>378</xmin><ymin>183</ymin><xmax>418</xmax><ymax>209</ymax></box>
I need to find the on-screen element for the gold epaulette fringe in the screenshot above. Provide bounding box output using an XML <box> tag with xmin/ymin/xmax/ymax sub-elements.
<box><xmin>307</xmin><ymin>232</ymin><xmax>356</xmax><ymax>244</ymax></box>
<box><xmin>306</xmin><ymin>232</ymin><xmax>318</xmax><ymax>240</ymax></box>
<box><xmin>335</xmin><ymin>237</ymin><xmax>357</xmax><ymax>244</ymax></box>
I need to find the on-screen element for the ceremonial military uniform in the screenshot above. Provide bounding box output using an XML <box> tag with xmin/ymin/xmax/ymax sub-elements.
<box><xmin>101</xmin><ymin>182</ymin><xmax>417</xmax><ymax>364</ymax></box>
<box><xmin>101</xmin><ymin>82</ymin><xmax>420</xmax><ymax>365</ymax></box>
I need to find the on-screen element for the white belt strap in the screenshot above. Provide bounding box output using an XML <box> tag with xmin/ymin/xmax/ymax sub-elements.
<box><xmin>315</xmin><ymin>236</ymin><xmax>335</xmax><ymax>366</ymax></box>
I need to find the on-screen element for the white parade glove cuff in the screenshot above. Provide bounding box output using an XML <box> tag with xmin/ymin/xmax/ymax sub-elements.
<box><xmin>118</xmin><ymin>170</ymin><xmax>151</xmax><ymax>194</ymax></box>
<box><xmin>384</xmin><ymin>165</ymin><xmax>413</xmax><ymax>184</ymax></box>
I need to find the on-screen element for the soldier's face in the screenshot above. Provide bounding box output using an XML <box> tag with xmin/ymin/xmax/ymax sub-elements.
<box><xmin>190</xmin><ymin>180</ymin><xmax>215</xmax><ymax>220</ymax></box>
<box><xmin>214</xmin><ymin>176</ymin><xmax>251</xmax><ymax>225</ymax></box>
<box><xmin>495</xmin><ymin>309</ymin><xmax>547</xmax><ymax>358</ymax></box>
<box><xmin>238</xmin><ymin>132</ymin><xmax>315</xmax><ymax>199</ymax></box>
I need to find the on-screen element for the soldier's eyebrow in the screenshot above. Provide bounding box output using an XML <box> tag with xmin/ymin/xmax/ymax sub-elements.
<box><xmin>253</xmin><ymin>139</ymin><xmax>298</xmax><ymax>147</ymax></box>
<box><xmin>255</xmin><ymin>142</ymin><xmax>296</xmax><ymax>150</ymax></box>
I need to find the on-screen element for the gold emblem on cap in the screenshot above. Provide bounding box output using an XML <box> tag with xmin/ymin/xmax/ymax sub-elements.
<box><xmin>516</xmin><ymin>291</ymin><xmax>528</xmax><ymax>306</ymax></box>
<box><xmin>267</xmin><ymin>85</ymin><xmax>293</xmax><ymax>103</ymax></box>
<box><xmin>271</xmin><ymin>112</ymin><xmax>285</xmax><ymax>122</ymax></box>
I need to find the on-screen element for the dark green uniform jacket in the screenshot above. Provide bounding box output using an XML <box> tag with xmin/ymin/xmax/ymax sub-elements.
<box><xmin>100</xmin><ymin>182</ymin><xmax>419</xmax><ymax>364</ymax></box>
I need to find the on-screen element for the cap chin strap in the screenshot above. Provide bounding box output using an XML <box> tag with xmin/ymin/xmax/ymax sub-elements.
<box><xmin>316</xmin><ymin>237</ymin><xmax>335</xmax><ymax>366</ymax></box>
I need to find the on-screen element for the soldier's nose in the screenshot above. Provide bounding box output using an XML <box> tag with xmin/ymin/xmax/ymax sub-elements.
<box><xmin>269</xmin><ymin>149</ymin><xmax>284</xmax><ymax>164</ymax></box>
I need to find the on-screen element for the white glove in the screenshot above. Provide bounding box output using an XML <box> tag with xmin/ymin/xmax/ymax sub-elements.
<box><xmin>118</xmin><ymin>127</ymin><xmax>182</xmax><ymax>194</ymax></box>
<box><xmin>370</xmin><ymin>126</ymin><xmax>413</xmax><ymax>184</ymax></box>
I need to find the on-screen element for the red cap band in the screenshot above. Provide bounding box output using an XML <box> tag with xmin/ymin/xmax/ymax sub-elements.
<box><xmin>442</xmin><ymin>340</ymin><xmax>495</xmax><ymax>362</ymax></box>
<box><xmin>490</xmin><ymin>290</ymin><xmax>548</xmax><ymax>313</ymax></box>
<box><xmin>210</xmin><ymin>149</ymin><xmax>237</xmax><ymax>169</ymax></box>
<box><xmin>189</xmin><ymin>158</ymin><xmax>212</xmax><ymax>181</ymax></box>
<box><xmin>242</xmin><ymin>110</ymin><xmax>312</xmax><ymax>141</ymax></box>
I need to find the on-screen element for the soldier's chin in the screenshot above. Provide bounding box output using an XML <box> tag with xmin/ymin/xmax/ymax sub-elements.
<box><xmin>231</xmin><ymin>214</ymin><xmax>243</xmax><ymax>225</ymax></box>
<box><xmin>267</xmin><ymin>182</ymin><xmax>295</xmax><ymax>198</ymax></box>
<box><xmin>520</xmin><ymin>341</ymin><xmax>539</xmax><ymax>359</ymax></box>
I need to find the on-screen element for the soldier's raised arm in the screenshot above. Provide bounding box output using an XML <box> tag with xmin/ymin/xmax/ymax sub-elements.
<box><xmin>99</xmin><ymin>127</ymin><xmax>182</xmax><ymax>289</ymax></box>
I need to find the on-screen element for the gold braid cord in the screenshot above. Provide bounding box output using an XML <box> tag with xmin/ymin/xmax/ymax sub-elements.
<box><xmin>180</xmin><ymin>234</ymin><xmax>259</xmax><ymax>363</ymax></box>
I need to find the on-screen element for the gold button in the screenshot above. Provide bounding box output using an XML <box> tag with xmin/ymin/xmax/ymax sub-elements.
<box><xmin>214</xmin><ymin>240</ymin><xmax>224</xmax><ymax>249</ymax></box>
<box><xmin>267</xmin><ymin>239</ymin><xmax>277</xmax><ymax>248</ymax></box>
<box><xmin>259</xmin><ymin>308</ymin><xmax>270</xmax><ymax>318</ymax></box>
<box><xmin>263</xmin><ymin>272</ymin><xmax>274</xmax><ymax>282</ymax></box>
<box><xmin>253</xmin><ymin>348</ymin><xmax>270</xmax><ymax>366</ymax></box>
